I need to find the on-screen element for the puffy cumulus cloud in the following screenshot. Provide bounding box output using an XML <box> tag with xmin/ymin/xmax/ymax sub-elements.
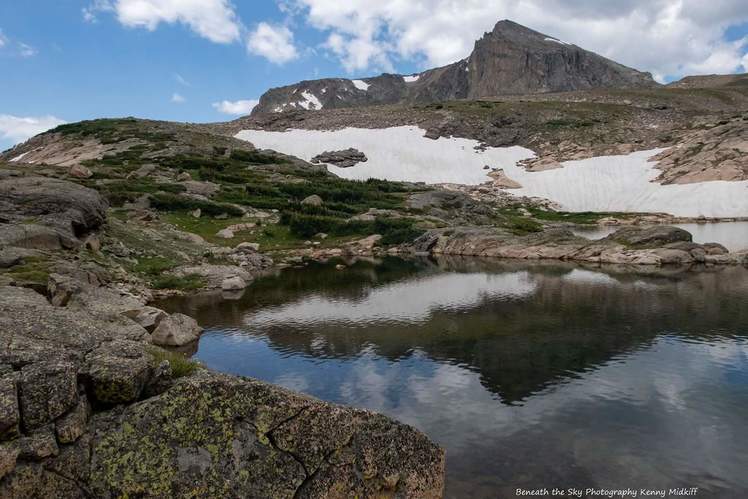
<box><xmin>170</xmin><ymin>92</ymin><xmax>186</xmax><ymax>103</ymax></box>
<box><xmin>290</xmin><ymin>0</ymin><xmax>748</xmax><ymax>79</ymax></box>
<box><xmin>85</xmin><ymin>0</ymin><xmax>240</xmax><ymax>43</ymax></box>
<box><xmin>247</xmin><ymin>22</ymin><xmax>298</xmax><ymax>64</ymax></box>
<box><xmin>212</xmin><ymin>99</ymin><xmax>259</xmax><ymax>115</ymax></box>
<box><xmin>0</xmin><ymin>29</ymin><xmax>7</xmax><ymax>48</ymax></box>
<box><xmin>0</xmin><ymin>115</ymin><xmax>66</xmax><ymax>145</ymax></box>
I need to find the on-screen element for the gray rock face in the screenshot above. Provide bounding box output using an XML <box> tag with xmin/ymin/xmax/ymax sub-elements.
<box><xmin>408</xmin><ymin>225</ymin><xmax>740</xmax><ymax>266</ymax></box>
<box><xmin>252</xmin><ymin>20</ymin><xmax>656</xmax><ymax>115</ymax></box>
<box><xmin>605</xmin><ymin>226</ymin><xmax>692</xmax><ymax>248</ymax></box>
<box><xmin>85</xmin><ymin>372</ymin><xmax>445</xmax><ymax>498</ymax></box>
<box><xmin>0</xmin><ymin>285</ymin><xmax>445</xmax><ymax>497</ymax></box>
<box><xmin>311</xmin><ymin>148</ymin><xmax>368</xmax><ymax>168</ymax></box>
<box><xmin>301</xmin><ymin>194</ymin><xmax>324</xmax><ymax>207</ymax></box>
<box><xmin>151</xmin><ymin>313</ymin><xmax>203</xmax><ymax>347</ymax></box>
<box><xmin>0</xmin><ymin>172</ymin><xmax>108</xmax><ymax>250</ymax></box>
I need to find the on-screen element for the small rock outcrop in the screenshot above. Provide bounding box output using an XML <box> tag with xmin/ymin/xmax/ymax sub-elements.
<box><xmin>151</xmin><ymin>313</ymin><xmax>203</xmax><ymax>347</ymax></box>
<box><xmin>408</xmin><ymin>225</ymin><xmax>742</xmax><ymax>266</ymax></box>
<box><xmin>301</xmin><ymin>194</ymin><xmax>324</xmax><ymax>207</ymax></box>
<box><xmin>311</xmin><ymin>148</ymin><xmax>368</xmax><ymax>168</ymax></box>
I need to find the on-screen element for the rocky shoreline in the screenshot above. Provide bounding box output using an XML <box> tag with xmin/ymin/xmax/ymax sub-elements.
<box><xmin>0</xmin><ymin>169</ymin><xmax>445</xmax><ymax>497</ymax></box>
<box><xmin>0</xmin><ymin>112</ymin><xmax>746</xmax><ymax>497</ymax></box>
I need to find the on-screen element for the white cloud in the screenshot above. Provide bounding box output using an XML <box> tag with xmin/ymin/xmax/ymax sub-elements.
<box><xmin>0</xmin><ymin>115</ymin><xmax>66</xmax><ymax>145</ymax></box>
<box><xmin>174</xmin><ymin>72</ymin><xmax>190</xmax><ymax>86</ymax></box>
<box><xmin>212</xmin><ymin>99</ymin><xmax>259</xmax><ymax>115</ymax></box>
<box><xmin>18</xmin><ymin>42</ymin><xmax>36</xmax><ymax>58</ymax></box>
<box><xmin>247</xmin><ymin>22</ymin><xmax>298</xmax><ymax>64</ymax></box>
<box><xmin>171</xmin><ymin>92</ymin><xmax>185</xmax><ymax>103</ymax></box>
<box><xmin>290</xmin><ymin>0</ymin><xmax>748</xmax><ymax>79</ymax></box>
<box><xmin>82</xmin><ymin>0</ymin><xmax>113</xmax><ymax>23</ymax></box>
<box><xmin>0</xmin><ymin>30</ymin><xmax>7</xmax><ymax>48</ymax></box>
<box><xmin>85</xmin><ymin>0</ymin><xmax>240</xmax><ymax>43</ymax></box>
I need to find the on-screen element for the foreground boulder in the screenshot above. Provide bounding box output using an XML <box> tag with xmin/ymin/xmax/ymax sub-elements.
<box><xmin>151</xmin><ymin>313</ymin><xmax>202</xmax><ymax>347</ymax></box>
<box><xmin>86</xmin><ymin>371</ymin><xmax>444</xmax><ymax>498</ymax></box>
<box><xmin>0</xmin><ymin>285</ymin><xmax>445</xmax><ymax>497</ymax></box>
<box><xmin>0</xmin><ymin>171</ymin><xmax>107</xmax><ymax>250</ymax></box>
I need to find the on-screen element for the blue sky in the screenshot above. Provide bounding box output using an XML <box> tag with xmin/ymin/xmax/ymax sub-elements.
<box><xmin>1</xmin><ymin>0</ymin><xmax>747</xmax><ymax>151</ymax></box>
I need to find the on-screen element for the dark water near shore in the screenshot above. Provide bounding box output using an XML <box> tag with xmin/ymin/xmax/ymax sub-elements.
<box><xmin>158</xmin><ymin>257</ymin><xmax>748</xmax><ymax>498</ymax></box>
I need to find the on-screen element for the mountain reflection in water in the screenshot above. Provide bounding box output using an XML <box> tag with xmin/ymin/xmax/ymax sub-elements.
<box><xmin>157</xmin><ymin>257</ymin><xmax>748</xmax><ymax>498</ymax></box>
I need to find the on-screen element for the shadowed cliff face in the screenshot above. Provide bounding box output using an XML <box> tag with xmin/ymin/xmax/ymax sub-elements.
<box><xmin>252</xmin><ymin>20</ymin><xmax>656</xmax><ymax>115</ymax></box>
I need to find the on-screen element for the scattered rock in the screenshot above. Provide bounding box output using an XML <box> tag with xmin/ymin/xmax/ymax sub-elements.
<box><xmin>220</xmin><ymin>276</ymin><xmax>247</xmax><ymax>291</ymax></box>
<box><xmin>488</xmin><ymin>168</ymin><xmax>523</xmax><ymax>189</ymax></box>
<box><xmin>190</xmin><ymin>208</ymin><xmax>201</xmax><ymax>218</ymax></box>
<box><xmin>311</xmin><ymin>148</ymin><xmax>368</xmax><ymax>168</ymax></box>
<box><xmin>180</xmin><ymin>180</ymin><xmax>220</xmax><ymax>197</ymax></box>
<box><xmin>176</xmin><ymin>172</ymin><xmax>192</xmax><ymax>182</ymax></box>
<box><xmin>122</xmin><ymin>306</ymin><xmax>168</xmax><ymax>332</ymax></box>
<box><xmin>151</xmin><ymin>313</ymin><xmax>203</xmax><ymax>347</ymax></box>
<box><xmin>335</xmin><ymin>264</ymin><xmax>346</xmax><ymax>270</ymax></box>
<box><xmin>301</xmin><ymin>194</ymin><xmax>323</xmax><ymax>207</ymax></box>
<box><xmin>215</xmin><ymin>228</ymin><xmax>234</xmax><ymax>239</ymax></box>
<box><xmin>68</xmin><ymin>164</ymin><xmax>93</xmax><ymax>179</ymax></box>
<box><xmin>235</xmin><ymin>242</ymin><xmax>260</xmax><ymax>252</ymax></box>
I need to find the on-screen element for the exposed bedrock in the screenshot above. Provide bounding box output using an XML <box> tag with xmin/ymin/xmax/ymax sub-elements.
<box><xmin>0</xmin><ymin>170</ymin><xmax>108</xmax><ymax>250</ymax></box>
<box><xmin>311</xmin><ymin>148</ymin><xmax>368</xmax><ymax>168</ymax></box>
<box><xmin>0</xmin><ymin>282</ymin><xmax>445</xmax><ymax>498</ymax></box>
<box><xmin>410</xmin><ymin>226</ymin><xmax>747</xmax><ymax>266</ymax></box>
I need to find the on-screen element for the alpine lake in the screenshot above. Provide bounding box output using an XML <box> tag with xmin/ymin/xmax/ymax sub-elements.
<box><xmin>157</xmin><ymin>253</ymin><xmax>748</xmax><ymax>498</ymax></box>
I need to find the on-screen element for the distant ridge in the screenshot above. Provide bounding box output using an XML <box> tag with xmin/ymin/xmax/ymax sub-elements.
<box><xmin>251</xmin><ymin>19</ymin><xmax>657</xmax><ymax>115</ymax></box>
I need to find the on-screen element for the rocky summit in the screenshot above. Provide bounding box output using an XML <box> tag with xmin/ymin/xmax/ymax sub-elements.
<box><xmin>251</xmin><ymin>20</ymin><xmax>656</xmax><ymax>114</ymax></box>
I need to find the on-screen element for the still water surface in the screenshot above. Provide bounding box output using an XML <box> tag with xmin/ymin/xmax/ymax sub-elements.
<box><xmin>158</xmin><ymin>258</ymin><xmax>748</xmax><ymax>498</ymax></box>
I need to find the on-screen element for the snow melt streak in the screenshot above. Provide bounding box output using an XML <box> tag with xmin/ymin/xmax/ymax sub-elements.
<box><xmin>235</xmin><ymin>126</ymin><xmax>748</xmax><ymax>218</ymax></box>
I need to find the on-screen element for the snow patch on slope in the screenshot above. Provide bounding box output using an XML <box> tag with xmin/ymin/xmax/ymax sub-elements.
<box><xmin>298</xmin><ymin>91</ymin><xmax>322</xmax><ymax>110</ymax></box>
<box><xmin>403</xmin><ymin>74</ymin><xmax>420</xmax><ymax>83</ymax></box>
<box><xmin>235</xmin><ymin>126</ymin><xmax>748</xmax><ymax>218</ymax></box>
<box><xmin>545</xmin><ymin>37</ymin><xmax>570</xmax><ymax>45</ymax></box>
<box><xmin>352</xmin><ymin>80</ymin><xmax>370</xmax><ymax>91</ymax></box>
<box><xmin>10</xmin><ymin>151</ymin><xmax>31</xmax><ymax>162</ymax></box>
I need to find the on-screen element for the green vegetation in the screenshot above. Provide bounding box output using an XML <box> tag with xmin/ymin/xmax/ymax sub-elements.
<box><xmin>0</xmin><ymin>256</ymin><xmax>52</xmax><ymax>286</ymax></box>
<box><xmin>150</xmin><ymin>193</ymin><xmax>245</xmax><ymax>217</ymax></box>
<box><xmin>147</xmin><ymin>347</ymin><xmax>199</xmax><ymax>378</ymax></box>
<box><xmin>500</xmin><ymin>214</ymin><xmax>543</xmax><ymax>235</ymax></box>
<box><xmin>129</xmin><ymin>256</ymin><xmax>205</xmax><ymax>290</ymax></box>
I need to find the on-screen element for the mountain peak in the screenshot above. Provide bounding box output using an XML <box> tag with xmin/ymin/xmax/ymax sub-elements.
<box><xmin>250</xmin><ymin>19</ymin><xmax>657</xmax><ymax>115</ymax></box>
